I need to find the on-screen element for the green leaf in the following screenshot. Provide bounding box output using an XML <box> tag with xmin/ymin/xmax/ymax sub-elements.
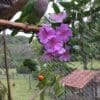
<box><xmin>91</xmin><ymin>35</ymin><xmax>100</xmax><ymax>42</ymax></box>
<box><xmin>77</xmin><ymin>0</ymin><xmax>90</xmax><ymax>7</ymax></box>
<box><xmin>11</xmin><ymin>29</ymin><xmax>19</xmax><ymax>36</ymax></box>
<box><xmin>37</xmin><ymin>79</ymin><xmax>47</xmax><ymax>90</ymax></box>
<box><xmin>23</xmin><ymin>59</ymin><xmax>37</xmax><ymax>71</ymax></box>
<box><xmin>29</xmin><ymin>35</ymin><xmax>34</xmax><ymax>43</ymax></box>
<box><xmin>59</xmin><ymin>2</ymin><xmax>72</xmax><ymax>9</ymax></box>
<box><xmin>53</xmin><ymin>3</ymin><xmax>60</xmax><ymax>13</ymax></box>
<box><xmin>54</xmin><ymin>82</ymin><xmax>64</xmax><ymax>96</ymax></box>
<box><xmin>40</xmin><ymin>90</ymin><xmax>45</xmax><ymax>100</ymax></box>
<box><xmin>82</xmin><ymin>6</ymin><xmax>100</xmax><ymax>17</ymax></box>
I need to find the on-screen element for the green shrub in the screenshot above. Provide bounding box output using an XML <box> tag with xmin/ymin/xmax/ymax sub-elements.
<box><xmin>16</xmin><ymin>66</ymin><xmax>30</xmax><ymax>74</ymax></box>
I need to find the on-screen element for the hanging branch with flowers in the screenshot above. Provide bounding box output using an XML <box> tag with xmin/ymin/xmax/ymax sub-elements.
<box><xmin>0</xmin><ymin>3</ymin><xmax>73</xmax><ymax>62</ymax></box>
<box><xmin>37</xmin><ymin>4</ymin><xmax>73</xmax><ymax>62</ymax></box>
<box><xmin>33</xmin><ymin>2</ymin><xmax>73</xmax><ymax>100</ymax></box>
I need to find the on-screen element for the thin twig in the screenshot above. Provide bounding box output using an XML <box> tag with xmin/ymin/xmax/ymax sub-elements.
<box><xmin>29</xmin><ymin>88</ymin><xmax>46</xmax><ymax>100</ymax></box>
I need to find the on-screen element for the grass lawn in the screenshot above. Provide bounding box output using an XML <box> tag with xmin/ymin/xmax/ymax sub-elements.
<box><xmin>68</xmin><ymin>60</ymin><xmax>100</xmax><ymax>69</ymax></box>
<box><xmin>1</xmin><ymin>75</ymin><xmax>51</xmax><ymax>100</ymax></box>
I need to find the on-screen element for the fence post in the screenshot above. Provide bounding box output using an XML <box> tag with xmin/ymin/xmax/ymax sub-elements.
<box><xmin>2</xmin><ymin>30</ymin><xmax>12</xmax><ymax>100</ymax></box>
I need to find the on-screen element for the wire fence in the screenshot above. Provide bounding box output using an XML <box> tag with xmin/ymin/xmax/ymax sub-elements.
<box><xmin>0</xmin><ymin>71</ymin><xmax>100</xmax><ymax>100</ymax></box>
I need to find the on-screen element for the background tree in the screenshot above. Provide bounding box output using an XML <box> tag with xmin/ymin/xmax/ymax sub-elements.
<box><xmin>23</xmin><ymin>59</ymin><xmax>38</xmax><ymax>89</ymax></box>
<box><xmin>58</xmin><ymin>0</ymin><xmax>100</xmax><ymax>69</ymax></box>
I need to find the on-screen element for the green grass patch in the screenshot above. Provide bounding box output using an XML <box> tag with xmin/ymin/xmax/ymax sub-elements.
<box><xmin>1</xmin><ymin>75</ymin><xmax>51</xmax><ymax>100</ymax></box>
<box><xmin>68</xmin><ymin>60</ymin><xmax>100</xmax><ymax>69</ymax></box>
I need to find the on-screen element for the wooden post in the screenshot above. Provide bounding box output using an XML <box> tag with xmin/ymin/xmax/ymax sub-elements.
<box><xmin>2</xmin><ymin>30</ymin><xmax>12</xmax><ymax>100</ymax></box>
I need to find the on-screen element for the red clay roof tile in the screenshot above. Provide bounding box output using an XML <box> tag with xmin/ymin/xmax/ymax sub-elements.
<box><xmin>61</xmin><ymin>70</ymin><xmax>96</xmax><ymax>89</ymax></box>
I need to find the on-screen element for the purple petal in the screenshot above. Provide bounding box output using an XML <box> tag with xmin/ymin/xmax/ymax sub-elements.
<box><xmin>41</xmin><ymin>52</ymin><xmax>53</xmax><ymax>61</ymax></box>
<box><xmin>56</xmin><ymin>24</ymin><xmax>73</xmax><ymax>42</ymax></box>
<box><xmin>51</xmin><ymin>48</ymin><xmax>66</xmax><ymax>57</ymax></box>
<box><xmin>57</xmin><ymin>48</ymin><xmax>66</xmax><ymax>54</ymax></box>
<box><xmin>58</xmin><ymin>49</ymin><xmax>71</xmax><ymax>61</ymax></box>
<box><xmin>45</xmin><ymin>36</ymin><xmax>63</xmax><ymax>53</ymax></box>
<box><xmin>50</xmin><ymin>12</ymin><xmax>67</xmax><ymax>23</ymax></box>
<box><xmin>38</xmin><ymin>25</ymin><xmax>56</xmax><ymax>44</ymax></box>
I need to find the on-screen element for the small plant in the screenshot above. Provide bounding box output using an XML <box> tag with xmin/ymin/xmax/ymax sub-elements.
<box><xmin>23</xmin><ymin>59</ymin><xmax>38</xmax><ymax>72</ymax></box>
<box><xmin>0</xmin><ymin>81</ymin><xmax>7</xmax><ymax>100</ymax></box>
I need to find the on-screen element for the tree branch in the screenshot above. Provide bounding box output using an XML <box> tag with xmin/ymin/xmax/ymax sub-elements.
<box><xmin>0</xmin><ymin>19</ymin><xmax>40</xmax><ymax>33</ymax></box>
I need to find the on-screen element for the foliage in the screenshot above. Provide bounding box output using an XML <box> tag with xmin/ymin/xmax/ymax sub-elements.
<box><xmin>23</xmin><ymin>59</ymin><xmax>38</xmax><ymax>71</ymax></box>
<box><xmin>16</xmin><ymin>0</ymin><xmax>49</xmax><ymax>24</ymax></box>
<box><xmin>0</xmin><ymin>81</ymin><xmax>7</xmax><ymax>100</ymax></box>
<box><xmin>0</xmin><ymin>35</ymin><xmax>33</xmax><ymax>68</ymax></box>
<box><xmin>58</xmin><ymin>0</ymin><xmax>100</xmax><ymax>69</ymax></box>
<box><xmin>16</xmin><ymin>66</ymin><xmax>30</xmax><ymax>74</ymax></box>
<box><xmin>32</xmin><ymin>38</ymin><xmax>75</xmax><ymax>99</ymax></box>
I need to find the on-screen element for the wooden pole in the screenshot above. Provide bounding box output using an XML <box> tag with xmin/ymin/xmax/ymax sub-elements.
<box><xmin>2</xmin><ymin>30</ymin><xmax>12</xmax><ymax>100</ymax></box>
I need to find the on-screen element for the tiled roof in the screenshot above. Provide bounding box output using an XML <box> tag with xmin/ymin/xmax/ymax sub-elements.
<box><xmin>61</xmin><ymin>70</ymin><xmax>96</xmax><ymax>89</ymax></box>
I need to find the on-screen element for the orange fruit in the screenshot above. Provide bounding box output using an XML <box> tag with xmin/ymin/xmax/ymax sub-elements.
<box><xmin>38</xmin><ymin>75</ymin><xmax>44</xmax><ymax>81</ymax></box>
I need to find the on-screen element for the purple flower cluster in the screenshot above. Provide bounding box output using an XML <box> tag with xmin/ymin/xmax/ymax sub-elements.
<box><xmin>38</xmin><ymin>24</ymin><xmax>72</xmax><ymax>61</ymax></box>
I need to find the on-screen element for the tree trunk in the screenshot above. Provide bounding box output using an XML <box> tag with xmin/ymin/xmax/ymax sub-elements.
<box><xmin>83</xmin><ymin>54</ymin><xmax>88</xmax><ymax>69</ymax></box>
